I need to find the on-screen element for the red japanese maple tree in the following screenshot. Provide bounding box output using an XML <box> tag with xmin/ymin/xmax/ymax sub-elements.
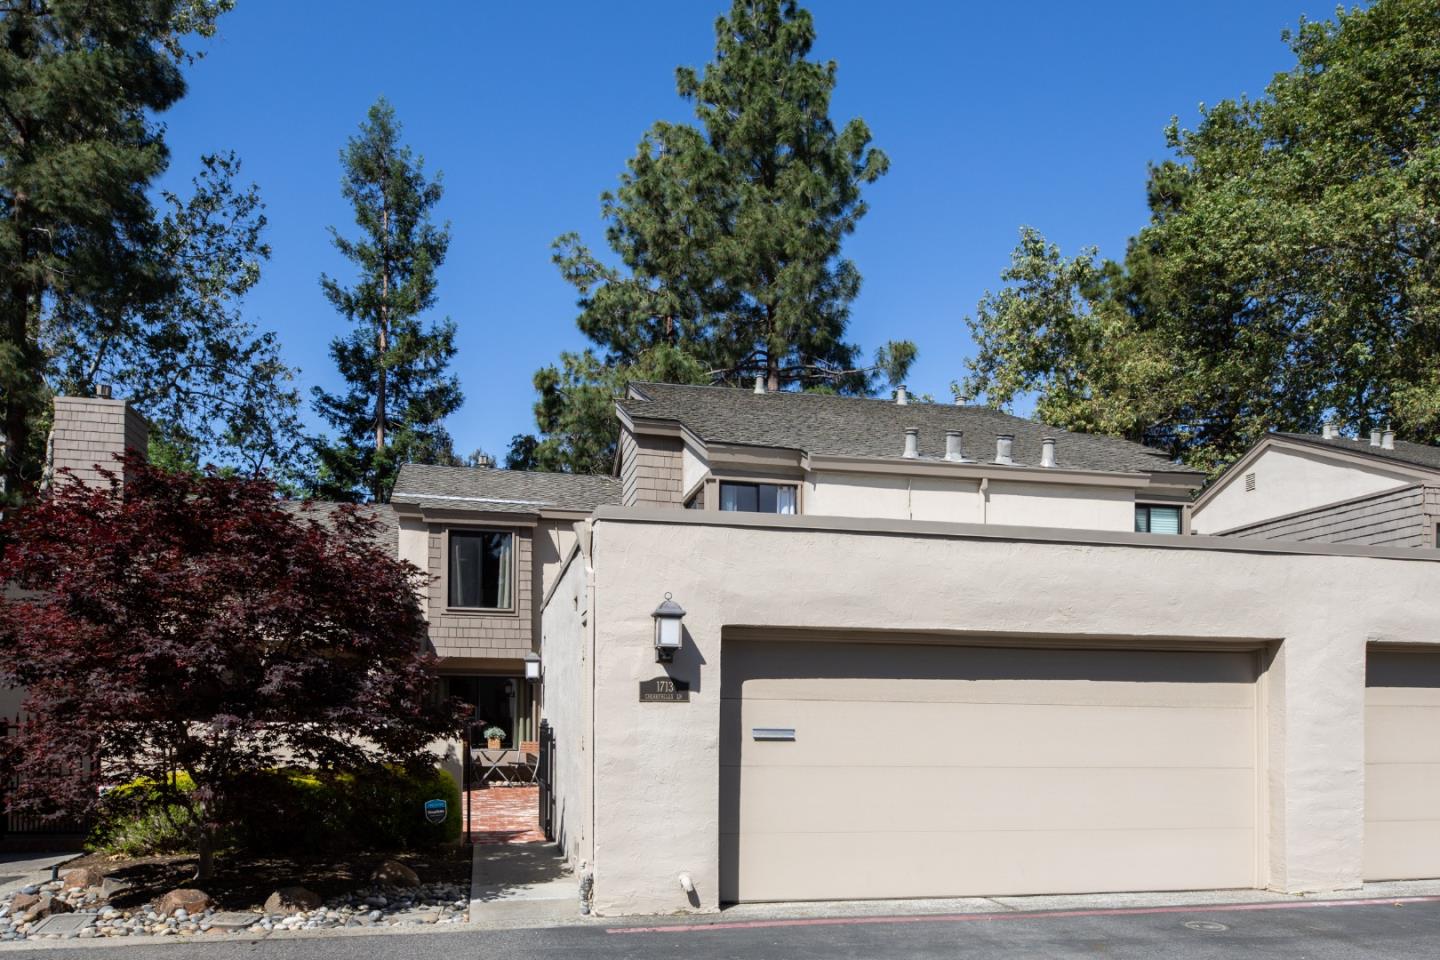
<box><xmin>0</xmin><ymin>456</ymin><xmax>463</xmax><ymax>878</ymax></box>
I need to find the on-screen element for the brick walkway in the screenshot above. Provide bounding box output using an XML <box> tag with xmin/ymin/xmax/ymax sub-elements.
<box><xmin>465</xmin><ymin>785</ymin><xmax>546</xmax><ymax>844</ymax></box>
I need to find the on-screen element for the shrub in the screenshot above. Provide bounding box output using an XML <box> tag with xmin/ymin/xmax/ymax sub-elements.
<box><xmin>89</xmin><ymin>765</ymin><xmax>461</xmax><ymax>857</ymax></box>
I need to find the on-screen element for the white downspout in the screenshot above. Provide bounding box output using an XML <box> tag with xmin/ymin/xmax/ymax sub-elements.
<box><xmin>980</xmin><ymin>477</ymin><xmax>989</xmax><ymax>524</ymax></box>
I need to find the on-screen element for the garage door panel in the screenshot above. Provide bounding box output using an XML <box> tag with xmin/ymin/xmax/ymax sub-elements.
<box><xmin>1366</xmin><ymin>649</ymin><xmax>1440</xmax><ymax>881</ymax></box>
<box><xmin>721</xmin><ymin>640</ymin><xmax>1259</xmax><ymax>901</ymax></box>
<box><xmin>721</xmin><ymin>765</ymin><xmax>1255</xmax><ymax>836</ymax></box>
<box><xmin>720</xmin><ymin>828</ymin><xmax>1256</xmax><ymax>903</ymax></box>
<box><xmin>1365</xmin><ymin>821</ymin><xmax>1440</xmax><ymax>882</ymax></box>
<box><xmin>1366</xmin><ymin>763</ymin><xmax>1440</xmax><ymax>822</ymax></box>
<box><xmin>1367</xmin><ymin>706</ymin><xmax>1440</xmax><ymax>764</ymax></box>
<box><xmin>730</xmin><ymin>698</ymin><xmax>1255</xmax><ymax>769</ymax></box>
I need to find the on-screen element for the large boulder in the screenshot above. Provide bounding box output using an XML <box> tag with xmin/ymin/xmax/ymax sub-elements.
<box><xmin>263</xmin><ymin>886</ymin><xmax>321</xmax><ymax>915</ymax></box>
<box><xmin>369</xmin><ymin>860</ymin><xmax>419</xmax><ymax>888</ymax></box>
<box><xmin>155</xmin><ymin>888</ymin><xmax>212</xmax><ymax>917</ymax></box>
<box><xmin>60</xmin><ymin>866</ymin><xmax>106</xmax><ymax>890</ymax></box>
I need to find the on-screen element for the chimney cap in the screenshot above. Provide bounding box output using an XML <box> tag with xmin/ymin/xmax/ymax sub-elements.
<box><xmin>95</xmin><ymin>384</ymin><xmax>113</xmax><ymax>400</ymax></box>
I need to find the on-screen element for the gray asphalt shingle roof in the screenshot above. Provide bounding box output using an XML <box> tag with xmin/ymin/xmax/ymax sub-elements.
<box><xmin>619</xmin><ymin>382</ymin><xmax>1196</xmax><ymax>475</ymax></box>
<box><xmin>391</xmin><ymin>464</ymin><xmax>621</xmax><ymax>514</ymax></box>
<box><xmin>1273</xmin><ymin>432</ymin><xmax>1440</xmax><ymax>474</ymax></box>
<box><xmin>281</xmin><ymin>501</ymin><xmax>399</xmax><ymax>554</ymax></box>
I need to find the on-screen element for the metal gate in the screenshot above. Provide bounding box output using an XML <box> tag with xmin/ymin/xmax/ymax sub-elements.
<box><xmin>537</xmin><ymin>720</ymin><xmax>555</xmax><ymax>841</ymax></box>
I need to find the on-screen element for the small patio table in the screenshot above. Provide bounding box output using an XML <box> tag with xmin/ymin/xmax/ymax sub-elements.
<box><xmin>475</xmin><ymin>748</ymin><xmax>522</xmax><ymax>785</ymax></box>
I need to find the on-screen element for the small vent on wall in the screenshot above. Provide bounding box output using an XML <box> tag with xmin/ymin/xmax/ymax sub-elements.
<box><xmin>1244</xmin><ymin>472</ymin><xmax>1257</xmax><ymax>493</ymax></box>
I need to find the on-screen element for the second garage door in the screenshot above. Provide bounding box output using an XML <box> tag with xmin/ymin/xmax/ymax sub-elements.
<box><xmin>1365</xmin><ymin>648</ymin><xmax>1440</xmax><ymax>880</ymax></box>
<box><xmin>720</xmin><ymin>639</ymin><xmax>1260</xmax><ymax>902</ymax></box>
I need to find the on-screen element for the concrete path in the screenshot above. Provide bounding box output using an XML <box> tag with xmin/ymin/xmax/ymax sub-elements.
<box><xmin>467</xmin><ymin>842</ymin><xmax>578</xmax><ymax>925</ymax></box>
<box><xmin>3</xmin><ymin>894</ymin><xmax>1440</xmax><ymax>957</ymax></box>
<box><xmin>0</xmin><ymin>853</ymin><xmax>79</xmax><ymax>898</ymax></box>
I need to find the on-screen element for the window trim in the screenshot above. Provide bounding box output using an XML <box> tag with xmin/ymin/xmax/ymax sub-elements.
<box><xmin>441</xmin><ymin>527</ymin><xmax>519</xmax><ymax>615</ymax></box>
<box><xmin>1134</xmin><ymin>502</ymin><xmax>1186</xmax><ymax>535</ymax></box>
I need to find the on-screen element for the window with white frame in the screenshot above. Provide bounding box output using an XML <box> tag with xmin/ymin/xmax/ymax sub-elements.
<box><xmin>448</xmin><ymin>530</ymin><xmax>514</xmax><ymax>609</ymax></box>
<box><xmin>718</xmin><ymin>481</ymin><xmax>797</xmax><ymax>514</ymax></box>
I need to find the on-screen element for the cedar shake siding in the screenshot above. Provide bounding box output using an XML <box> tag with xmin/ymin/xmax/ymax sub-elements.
<box><xmin>621</xmin><ymin>430</ymin><xmax>683</xmax><ymax>507</ymax></box>
<box><xmin>48</xmin><ymin>396</ymin><xmax>149</xmax><ymax>489</ymax></box>
<box><xmin>1216</xmin><ymin>484</ymin><xmax>1433</xmax><ymax>548</ymax></box>
<box><xmin>426</xmin><ymin>525</ymin><xmax>535</xmax><ymax>659</ymax></box>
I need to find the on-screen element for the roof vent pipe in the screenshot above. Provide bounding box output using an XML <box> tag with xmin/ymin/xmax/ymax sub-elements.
<box><xmin>954</xmin><ymin>394</ymin><xmax>968</xmax><ymax>406</ymax></box>
<box><xmin>944</xmin><ymin>430</ymin><xmax>964</xmax><ymax>462</ymax></box>
<box><xmin>753</xmin><ymin>376</ymin><xmax>765</xmax><ymax>395</ymax></box>
<box><xmin>1382</xmin><ymin>427</ymin><xmax>1395</xmax><ymax>450</ymax></box>
<box><xmin>1040</xmin><ymin>437</ymin><xmax>1057</xmax><ymax>468</ymax></box>
<box><xmin>902</xmin><ymin>428</ymin><xmax>919</xmax><ymax>459</ymax></box>
<box><xmin>994</xmin><ymin>434</ymin><xmax>1014</xmax><ymax>465</ymax></box>
<box><xmin>1321</xmin><ymin>419</ymin><xmax>1338</xmax><ymax>440</ymax></box>
<box><xmin>1370</xmin><ymin>429</ymin><xmax>1382</xmax><ymax>447</ymax></box>
<box><xmin>896</xmin><ymin>385</ymin><xmax>908</xmax><ymax>406</ymax></box>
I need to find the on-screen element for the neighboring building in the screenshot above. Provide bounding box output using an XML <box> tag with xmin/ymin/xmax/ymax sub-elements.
<box><xmin>1192</xmin><ymin>425</ymin><xmax>1440</xmax><ymax>547</ymax></box>
<box><xmin>616</xmin><ymin>382</ymin><xmax>1205</xmax><ymax>533</ymax></box>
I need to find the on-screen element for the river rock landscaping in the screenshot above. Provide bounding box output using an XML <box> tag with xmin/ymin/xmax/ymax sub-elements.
<box><xmin>0</xmin><ymin>854</ymin><xmax>471</xmax><ymax>942</ymax></box>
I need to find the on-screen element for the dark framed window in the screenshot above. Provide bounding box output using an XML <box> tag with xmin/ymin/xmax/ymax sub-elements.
<box><xmin>718</xmin><ymin>481</ymin><xmax>797</xmax><ymax>514</ymax></box>
<box><xmin>448</xmin><ymin>530</ymin><xmax>514</xmax><ymax>609</ymax></box>
<box><xmin>1134</xmin><ymin>504</ymin><xmax>1182</xmax><ymax>535</ymax></box>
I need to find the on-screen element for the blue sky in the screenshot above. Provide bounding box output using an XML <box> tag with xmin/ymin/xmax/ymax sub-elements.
<box><xmin>159</xmin><ymin>0</ymin><xmax>1332</xmax><ymax>462</ymax></box>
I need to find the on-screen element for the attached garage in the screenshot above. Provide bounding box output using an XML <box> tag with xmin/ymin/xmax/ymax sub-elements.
<box><xmin>1365</xmin><ymin>648</ymin><xmax>1440</xmax><ymax>881</ymax></box>
<box><xmin>720</xmin><ymin>638</ymin><xmax>1262</xmax><ymax>902</ymax></box>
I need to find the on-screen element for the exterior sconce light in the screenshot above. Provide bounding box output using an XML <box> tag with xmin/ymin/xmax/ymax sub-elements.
<box><xmin>652</xmin><ymin>593</ymin><xmax>686</xmax><ymax>663</ymax></box>
<box><xmin>524</xmin><ymin>651</ymin><xmax>542</xmax><ymax>683</ymax></box>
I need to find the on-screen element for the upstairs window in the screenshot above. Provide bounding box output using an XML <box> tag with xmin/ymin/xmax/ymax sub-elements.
<box><xmin>1135</xmin><ymin>504</ymin><xmax>1182</xmax><ymax>535</ymax></box>
<box><xmin>448</xmin><ymin>530</ymin><xmax>514</xmax><ymax>609</ymax></box>
<box><xmin>719</xmin><ymin>481</ymin><xmax>797</xmax><ymax>515</ymax></box>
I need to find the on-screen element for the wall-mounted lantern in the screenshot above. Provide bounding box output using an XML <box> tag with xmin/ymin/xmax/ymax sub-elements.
<box><xmin>652</xmin><ymin>593</ymin><xmax>686</xmax><ymax>663</ymax></box>
<box><xmin>524</xmin><ymin>651</ymin><xmax>542</xmax><ymax>683</ymax></box>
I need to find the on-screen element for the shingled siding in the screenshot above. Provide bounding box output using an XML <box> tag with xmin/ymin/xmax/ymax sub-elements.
<box><xmin>49</xmin><ymin>396</ymin><xmax>149</xmax><ymax>488</ymax></box>
<box><xmin>621</xmin><ymin>430</ymin><xmax>683</xmax><ymax>507</ymax></box>
<box><xmin>1217</xmin><ymin>484</ymin><xmax>1430</xmax><ymax>547</ymax></box>
<box><xmin>426</xmin><ymin>526</ymin><xmax>534</xmax><ymax>658</ymax></box>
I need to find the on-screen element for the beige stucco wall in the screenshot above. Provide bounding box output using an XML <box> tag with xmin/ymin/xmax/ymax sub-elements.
<box><xmin>571</xmin><ymin>508</ymin><xmax>1440</xmax><ymax>916</ymax></box>
<box><xmin>540</xmin><ymin>540</ymin><xmax>593</xmax><ymax>871</ymax></box>
<box><xmin>1194</xmin><ymin>447</ymin><xmax>1412</xmax><ymax>534</ymax></box>
<box><xmin>803</xmin><ymin>470</ymin><xmax>1137</xmax><ymax>530</ymax></box>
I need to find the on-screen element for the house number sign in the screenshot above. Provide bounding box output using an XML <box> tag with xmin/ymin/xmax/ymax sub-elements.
<box><xmin>639</xmin><ymin>677</ymin><xmax>690</xmax><ymax>702</ymax></box>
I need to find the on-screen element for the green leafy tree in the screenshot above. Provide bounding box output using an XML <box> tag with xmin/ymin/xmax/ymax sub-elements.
<box><xmin>311</xmin><ymin>98</ymin><xmax>462</xmax><ymax>503</ymax></box>
<box><xmin>0</xmin><ymin>0</ymin><xmax>232</xmax><ymax>504</ymax></box>
<box><xmin>516</xmin><ymin>0</ymin><xmax>914</xmax><ymax>473</ymax></box>
<box><xmin>46</xmin><ymin>153</ymin><xmax>306</xmax><ymax>485</ymax></box>
<box><xmin>963</xmin><ymin>0</ymin><xmax>1440</xmax><ymax>473</ymax></box>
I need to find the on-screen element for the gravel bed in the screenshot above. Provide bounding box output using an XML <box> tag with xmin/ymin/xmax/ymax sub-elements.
<box><xmin>1</xmin><ymin>878</ymin><xmax>470</xmax><ymax>941</ymax></box>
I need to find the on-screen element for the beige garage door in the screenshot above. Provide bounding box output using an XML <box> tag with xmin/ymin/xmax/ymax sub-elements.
<box><xmin>1365</xmin><ymin>649</ymin><xmax>1440</xmax><ymax>880</ymax></box>
<box><xmin>720</xmin><ymin>639</ymin><xmax>1259</xmax><ymax>902</ymax></box>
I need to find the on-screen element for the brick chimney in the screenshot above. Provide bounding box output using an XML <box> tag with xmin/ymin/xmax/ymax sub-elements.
<box><xmin>47</xmin><ymin>388</ymin><xmax>149</xmax><ymax>490</ymax></box>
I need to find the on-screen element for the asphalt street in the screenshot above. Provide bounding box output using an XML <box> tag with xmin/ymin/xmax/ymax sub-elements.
<box><xmin>6</xmin><ymin>897</ymin><xmax>1440</xmax><ymax>959</ymax></box>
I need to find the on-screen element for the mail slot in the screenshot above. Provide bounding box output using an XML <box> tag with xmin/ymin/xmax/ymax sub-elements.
<box><xmin>752</xmin><ymin>727</ymin><xmax>795</xmax><ymax>741</ymax></box>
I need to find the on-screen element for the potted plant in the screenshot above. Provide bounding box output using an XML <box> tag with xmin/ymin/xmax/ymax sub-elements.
<box><xmin>483</xmin><ymin>726</ymin><xmax>507</xmax><ymax>750</ymax></box>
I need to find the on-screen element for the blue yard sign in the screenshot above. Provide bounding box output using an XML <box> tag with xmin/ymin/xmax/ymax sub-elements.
<box><xmin>424</xmin><ymin>798</ymin><xmax>448</xmax><ymax>825</ymax></box>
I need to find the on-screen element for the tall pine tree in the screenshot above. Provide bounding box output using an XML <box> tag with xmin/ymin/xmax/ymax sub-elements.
<box><xmin>514</xmin><ymin>0</ymin><xmax>914</xmax><ymax>473</ymax></box>
<box><xmin>312</xmin><ymin>99</ymin><xmax>462</xmax><ymax>503</ymax></box>
<box><xmin>0</xmin><ymin>0</ymin><xmax>231</xmax><ymax>504</ymax></box>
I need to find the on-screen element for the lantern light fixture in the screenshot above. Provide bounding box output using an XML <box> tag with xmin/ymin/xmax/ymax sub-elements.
<box><xmin>524</xmin><ymin>651</ymin><xmax>542</xmax><ymax>683</ymax></box>
<box><xmin>652</xmin><ymin>593</ymin><xmax>686</xmax><ymax>663</ymax></box>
